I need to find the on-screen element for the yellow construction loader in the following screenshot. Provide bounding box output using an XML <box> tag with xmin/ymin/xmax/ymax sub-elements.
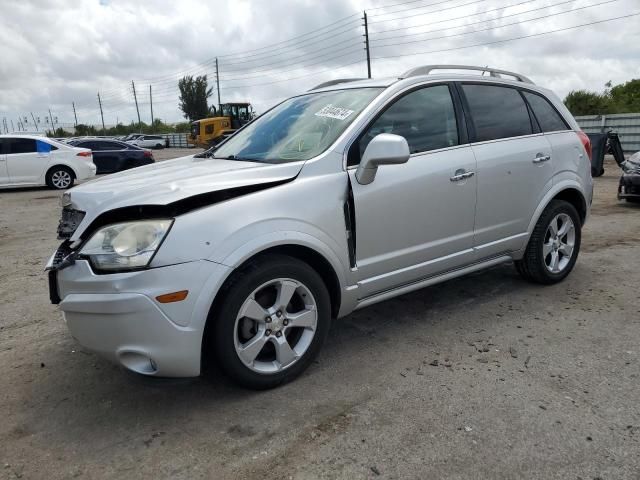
<box><xmin>188</xmin><ymin>103</ymin><xmax>254</xmax><ymax>148</ymax></box>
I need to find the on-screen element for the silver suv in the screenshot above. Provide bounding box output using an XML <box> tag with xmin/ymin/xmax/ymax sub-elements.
<box><xmin>47</xmin><ymin>65</ymin><xmax>593</xmax><ymax>389</ymax></box>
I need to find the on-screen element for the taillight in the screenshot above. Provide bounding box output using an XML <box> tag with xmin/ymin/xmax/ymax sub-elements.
<box><xmin>77</xmin><ymin>151</ymin><xmax>92</xmax><ymax>157</ymax></box>
<box><xmin>576</xmin><ymin>131</ymin><xmax>592</xmax><ymax>162</ymax></box>
<box><xmin>143</xmin><ymin>150</ymin><xmax>153</xmax><ymax>158</ymax></box>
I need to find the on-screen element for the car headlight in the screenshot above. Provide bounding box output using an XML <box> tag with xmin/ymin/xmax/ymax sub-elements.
<box><xmin>80</xmin><ymin>219</ymin><xmax>173</xmax><ymax>271</ymax></box>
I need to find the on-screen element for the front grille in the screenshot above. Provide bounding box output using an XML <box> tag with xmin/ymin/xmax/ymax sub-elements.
<box><xmin>57</xmin><ymin>207</ymin><xmax>85</xmax><ymax>239</ymax></box>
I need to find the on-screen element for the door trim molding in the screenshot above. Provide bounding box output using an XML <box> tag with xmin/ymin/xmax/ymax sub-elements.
<box><xmin>355</xmin><ymin>254</ymin><xmax>511</xmax><ymax>310</ymax></box>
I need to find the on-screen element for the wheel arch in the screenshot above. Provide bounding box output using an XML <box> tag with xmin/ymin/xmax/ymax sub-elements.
<box><xmin>527</xmin><ymin>182</ymin><xmax>588</xmax><ymax>235</ymax></box>
<box><xmin>552</xmin><ymin>188</ymin><xmax>587</xmax><ymax>225</ymax></box>
<box><xmin>200</xmin><ymin>243</ymin><xmax>344</xmax><ymax>374</ymax></box>
<box><xmin>45</xmin><ymin>164</ymin><xmax>77</xmax><ymax>183</ymax></box>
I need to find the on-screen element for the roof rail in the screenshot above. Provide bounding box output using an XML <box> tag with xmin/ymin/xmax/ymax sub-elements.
<box><xmin>308</xmin><ymin>78</ymin><xmax>367</xmax><ymax>91</ymax></box>
<box><xmin>399</xmin><ymin>65</ymin><xmax>534</xmax><ymax>84</ymax></box>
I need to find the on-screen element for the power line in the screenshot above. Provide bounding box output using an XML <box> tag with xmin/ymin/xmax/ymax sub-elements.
<box><xmin>142</xmin><ymin>53</ymin><xmax>366</xmax><ymax>98</ymax></box>
<box><xmin>146</xmin><ymin>32</ymin><xmax>363</xmax><ymax>88</ymax></box>
<box><xmin>371</xmin><ymin>11</ymin><xmax>640</xmax><ymax>60</ymax></box>
<box><xmin>366</xmin><ymin>0</ymin><xmax>463</xmax><ymax>12</ymax></box>
<box><xmin>370</xmin><ymin>0</ymin><xmax>560</xmax><ymax>41</ymax></box>
<box><xmin>370</xmin><ymin>0</ymin><xmax>537</xmax><ymax>35</ymax></box>
<box><xmin>368</xmin><ymin>0</ymin><xmax>489</xmax><ymax>23</ymax></box>
<box><xmin>371</xmin><ymin>0</ymin><xmax>621</xmax><ymax>48</ymax></box>
<box><xmin>370</xmin><ymin>0</ymin><xmax>487</xmax><ymax>23</ymax></box>
<box><xmin>219</xmin><ymin>57</ymin><xmax>365</xmax><ymax>90</ymax></box>
<box><xmin>135</xmin><ymin>16</ymin><xmax>362</xmax><ymax>84</ymax></box>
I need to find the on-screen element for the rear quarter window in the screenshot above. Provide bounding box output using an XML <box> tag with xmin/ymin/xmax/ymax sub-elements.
<box><xmin>462</xmin><ymin>84</ymin><xmax>533</xmax><ymax>142</ymax></box>
<box><xmin>522</xmin><ymin>91</ymin><xmax>569</xmax><ymax>132</ymax></box>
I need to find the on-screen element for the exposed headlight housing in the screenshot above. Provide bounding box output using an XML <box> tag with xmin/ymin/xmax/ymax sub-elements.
<box><xmin>80</xmin><ymin>220</ymin><xmax>173</xmax><ymax>271</ymax></box>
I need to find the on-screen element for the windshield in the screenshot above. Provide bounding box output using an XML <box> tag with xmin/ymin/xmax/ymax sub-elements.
<box><xmin>213</xmin><ymin>87</ymin><xmax>383</xmax><ymax>163</ymax></box>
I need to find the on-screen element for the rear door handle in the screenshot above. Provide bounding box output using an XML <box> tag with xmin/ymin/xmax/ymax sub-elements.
<box><xmin>533</xmin><ymin>153</ymin><xmax>551</xmax><ymax>164</ymax></box>
<box><xmin>450</xmin><ymin>169</ymin><xmax>475</xmax><ymax>182</ymax></box>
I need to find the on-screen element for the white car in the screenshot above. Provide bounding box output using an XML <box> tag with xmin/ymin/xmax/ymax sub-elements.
<box><xmin>0</xmin><ymin>135</ymin><xmax>96</xmax><ymax>189</ymax></box>
<box><xmin>127</xmin><ymin>135</ymin><xmax>166</xmax><ymax>149</ymax></box>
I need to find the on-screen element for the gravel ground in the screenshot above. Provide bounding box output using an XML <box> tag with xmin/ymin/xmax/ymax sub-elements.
<box><xmin>0</xmin><ymin>154</ymin><xmax>639</xmax><ymax>479</ymax></box>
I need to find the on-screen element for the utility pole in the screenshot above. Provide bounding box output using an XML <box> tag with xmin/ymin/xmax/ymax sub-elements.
<box><xmin>48</xmin><ymin>108</ymin><xmax>56</xmax><ymax>133</ymax></box>
<box><xmin>72</xmin><ymin>102</ymin><xmax>78</xmax><ymax>126</ymax></box>
<box><xmin>30</xmin><ymin>112</ymin><xmax>37</xmax><ymax>132</ymax></box>
<box><xmin>132</xmin><ymin>80</ymin><xmax>141</xmax><ymax>130</ymax></box>
<box><xmin>11</xmin><ymin>119</ymin><xmax>15</xmax><ymax>132</ymax></box>
<box><xmin>97</xmin><ymin>92</ymin><xmax>106</xmax><ymax>134</ymax></box>
<box><xmin>149</xmin><ymin>84</ymin><xmax>154</xmax><ymax>130</ymax></box>
<box><xmin>215</xmin><ymin>57</ymin><xmax>221</xmax><ymax>113</ymax></box>
<box><xmin>363</xmin><ymin>11</ymin><xmax>372</xmax><ymax>79</ymax></box>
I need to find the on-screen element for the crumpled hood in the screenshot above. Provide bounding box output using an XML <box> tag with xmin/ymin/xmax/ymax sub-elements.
<box><xmin>68</xmin><ymin>154</ymin><xmax>303</xmax><ymax>213</ymax></box>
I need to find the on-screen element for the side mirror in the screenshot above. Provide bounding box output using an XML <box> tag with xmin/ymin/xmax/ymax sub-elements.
<box><xmin>355</xmin><ymin>133</ymin><xmax>410</xmax><ymax>185</ymax></box>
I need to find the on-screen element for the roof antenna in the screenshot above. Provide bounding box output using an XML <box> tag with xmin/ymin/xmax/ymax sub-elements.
<box><xmin>481</xmin><ymin>65</ymin><xmax>489</xmax><ymax>76</ymax></box>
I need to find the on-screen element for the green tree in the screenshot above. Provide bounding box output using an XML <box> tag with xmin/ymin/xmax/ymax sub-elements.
<box><xmin>563</xmin><ymin>90</ymin><xmax>612</xmax><ymax>116</ymax></box>
<box><xmin>178</xmin><ymin>75</ymin><xmax>213</xmax><ymax>121</ymax></box>
<box><xmin>74</xmin><ymin>124</ymin><xmax>98</xmax><ymax>136</ymax></box>
<box><xmin>609</xmin><ymin>79</ymin><xmax>640</xmax><ymax>113</ymax></box>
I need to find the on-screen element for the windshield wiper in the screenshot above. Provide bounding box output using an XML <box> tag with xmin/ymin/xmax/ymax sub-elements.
<box><xmin>212</xmin><ymin>154</ymin><xmax>262</xmax><ymax>163</ymax></box>
<box><xmin>193</xmin><ymin>147</ymin><xmax>216</xmax><ymax>158</ymax></box>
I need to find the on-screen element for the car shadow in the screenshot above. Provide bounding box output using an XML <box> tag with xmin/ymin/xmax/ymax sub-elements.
<box><xmin>18</xmin><ymin>262</ymin><xmax>539</xmax><ymax>448</ymax></box>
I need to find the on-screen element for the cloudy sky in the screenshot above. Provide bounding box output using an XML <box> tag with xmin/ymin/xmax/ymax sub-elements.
<box><xmin>1</xmin><ymin>0</ymin><xmax>639</xmax><ymax>130</ymax></box>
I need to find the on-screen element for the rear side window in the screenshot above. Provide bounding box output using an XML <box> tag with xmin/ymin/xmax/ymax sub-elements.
<box><xmin>359</xmin><ymin>84</ymin><xmax>459</xmax><ymax>158</ymax></box>
<box><xmin>522</xmin><ymin>92</ymin><xmax>568</xmax><ymax>132</ymax></box>
<box><xmin>8</xmin><ymin>138</ymin><xmax>37</xmax><ymax>154</ymax></box>
<box><xmin>462</xmin><ymin>84</ymin><xmax>532</xmax><ymax>142</ymax></box>
<box><xmin>96</xmin><ymin>141</ymin><xmax>124</xmax><ymax>150</ymax></box>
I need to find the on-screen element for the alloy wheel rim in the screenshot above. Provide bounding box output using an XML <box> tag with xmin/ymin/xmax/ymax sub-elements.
<box><xmin>52</xmin><ymin>171</ymin><xmax>71</xmax><ymax>189</ymax></box>
<box><xmin>234</xmin><ymin>278</ymin><xmax>318</xmax><ymax>374</ymax></box>
<box><xmin>543</xmin><ymin>213</ymin><xmax>575</xmax><ymax>273</ymax></box>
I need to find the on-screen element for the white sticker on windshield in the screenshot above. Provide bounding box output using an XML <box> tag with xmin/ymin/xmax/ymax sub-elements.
<box><xmin>315</xmin><ymin>104</ymin><xmax>354</xmax><ymax>121</ymax></box>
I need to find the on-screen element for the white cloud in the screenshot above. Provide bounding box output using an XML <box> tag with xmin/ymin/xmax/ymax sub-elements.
<box><xmin>0</xmin><ymin>0</ymin><xmax>638</xmax><ymax>129</ymax></box>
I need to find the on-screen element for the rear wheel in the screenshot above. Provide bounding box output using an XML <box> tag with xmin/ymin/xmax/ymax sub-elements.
<box><xmin>46</xmin><ymin>166</ymin><xmax>74</xmax><ymax>190</ymax></box>
<box><xmin>155</xmin><ymin>143</ymin><xmax>163</xmax><ymax>149</ymax></box>
<box><xmin>207</xmin><ymin>255</ymin><xmax>331</xmax><ymax>389</ymax></box>
<box><xmin>515</xmin><ymin>200</ymin><xmax>581</xmax><ymax>284</ymax></box>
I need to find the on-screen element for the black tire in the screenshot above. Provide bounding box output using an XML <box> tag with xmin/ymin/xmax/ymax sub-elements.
<box><xmin>626</xmin><ymin>197</ymin><xmax>640</xmax><ymax>204</ymax></box>
<box><xmin>155</xmin><ymin>143</ymin><xmax>164</xmax><ymax>149</ymax></box>
<box><xmin>45</xmin><ymin>166</ymin><xmax>75</xmax><ymax>190</ymax></box>
<box><xmin>205</xmin><ymin>254</ymin><xmax>331</xmax><ymax>389</ymax></box>
<box><xmin>515</xmin><ymin>200</ymin><xmax>581</xmax><ymax>285</ymax></box>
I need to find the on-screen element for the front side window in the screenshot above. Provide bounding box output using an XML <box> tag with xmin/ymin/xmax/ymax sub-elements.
<box><xmin>522</xmin><ymin>91</ymin><xmax>568</xmax><ymax>133</ymax></box>
<box><xmin>358</xmin><ymin>84</ymin><xmax>459</xmax><ymax>160</ymax></box>
<box><xmin>8</xmin><ymin>138</ymin><xmax>37</xmax><ymax>154</ymax></box>
<box><xmin>462</xmin><ymin>84</ymin><xmax>532</xmax><ymax>142</ymax></box>
<box><xmin>205</xmin><ymin>124</ymin><xmax>214</xmax><ymax>135</ymax></box>
<box><xmin>213</xmin><ymin>88</ymin><xmax>383</xmax><ymax>164</ymax></box>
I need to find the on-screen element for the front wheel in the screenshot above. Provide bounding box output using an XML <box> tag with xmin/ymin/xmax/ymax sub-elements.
<box><xmin>207</xmin><ymin>255</ymin><xmax>331</xmax><ymax>389</ymax></box>
<box><xmin>515</xmin><ymin>200</ymin><xmax>582</xmax><ymax>284</ymax></box>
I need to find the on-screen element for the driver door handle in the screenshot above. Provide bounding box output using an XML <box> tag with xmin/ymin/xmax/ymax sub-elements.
<box><xmin>450</xmin><ymin>169</ymin><xmax>475</xmax><ymax>182</ymax></box>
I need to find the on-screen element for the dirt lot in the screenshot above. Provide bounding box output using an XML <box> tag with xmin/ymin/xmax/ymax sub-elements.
<box><xmin>1</xmin><ymin>153</ymin><xmax>639</xmax><ymax>479</ymax></box>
